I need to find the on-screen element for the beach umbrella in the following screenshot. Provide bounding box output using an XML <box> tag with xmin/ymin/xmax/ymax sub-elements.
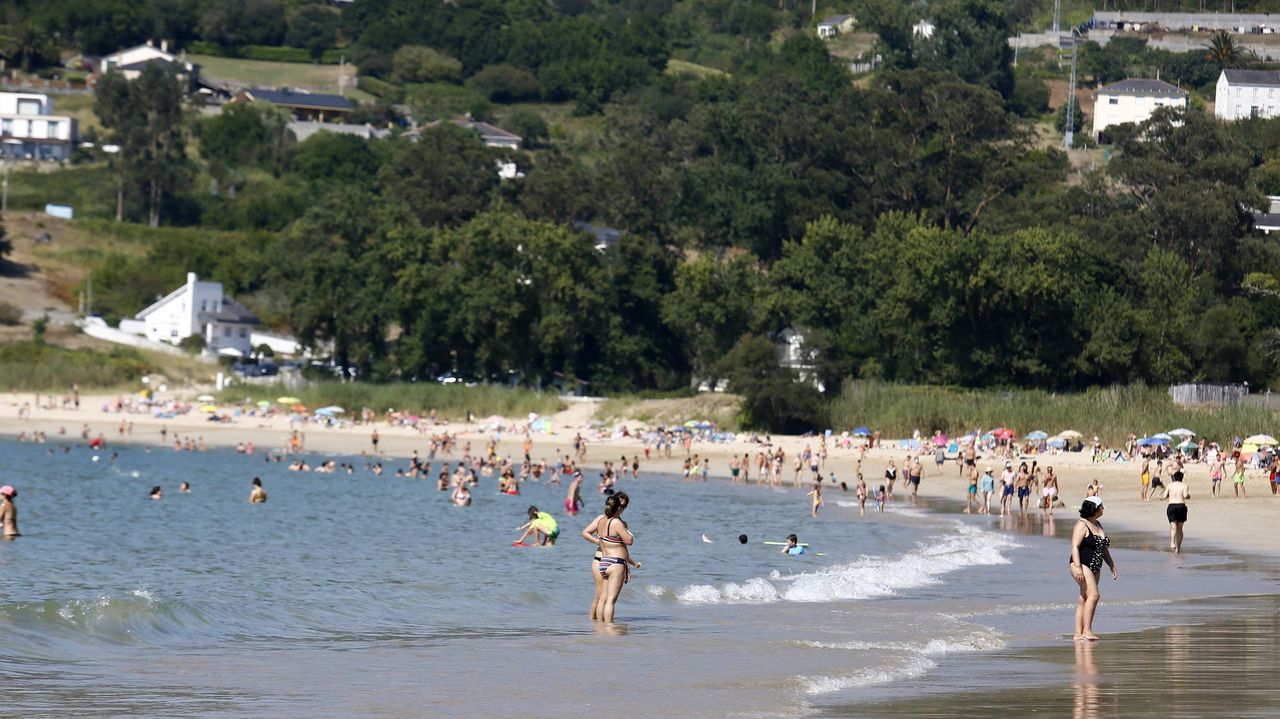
<box><xmin>1026</xmin><ymin>430</ymin><xmax>1049</xmax><ymax>440</ymax></box>
<box><xmin>1136</xmin><ymin>437</ymin><xmax>1170</xmax><ymax>447</ymax></box>
<box><xmin>957</xmin><ymin>435</ymin><xmax>975</xmax><ymax>445</ymax></box>
<box><xmin>196</xmin><ymin>394</ymin><xmax>215</xmax><ymax>402</ymax></box>
<box><xmin>200</xmin><ymin>404</ymin><xmax>217</xmax><ymax>413</ymax></box>
<box><xmin>318</xmin><ymin>406</ymin><xmax>346</xmax><ymax>414</ymax></box>
<box><xmin>291</xmin><ymin>404</ymin><xmax>307</xmax><ymax>413</ymax></box>
<box><xmin>1058</xmin><ymin>430</ymin><xmax>1084</xmax><ymax>440</ymax></box>
<box><xmin>992</xmin><ymin>428</ymin><xmax>1015</xmax><ymax>439</ymax></box>
<box><xmin>1245</xmin><ymin>434</ymin><xmax>1278</xmax><ymax>446</ymax></box>
<box><xmin>1047</xmin><ymin>438</ymin><xmax>1067</xmax><ymax>448</ymax></box>
<box><xmin>932</xmin><ymin>435</ymin><xmax>948</xmax><ymax>446</ymax></box>
<box><xmin>1177</xmin><ymin>439</ymin><xmax>1196</xmax><ymax>451</ymax></box>
<box><xmin>852</xmin><ymin>426</ymin><xmax>871</xmax><ymax>436</ymax></box>
<box><xmin>1168</xmin><ymin>428</ymin><xmax>1196</xmax><ymax>437</ymax></box>
<box><xmin>1152</xmin><ymin>432</ymin><xmax>1173</xmax><ymax>441</ymax></box>
<box><xmin>277</xmin><ymin>396</ymin><xmax>302</xmax><ymax>405</ymax></box>
<box><xmin>256</xmin><ymin>400</ymin><xmax>271</xmax><ymax>409</ymax></box>
<box><xmin>315</xmin><ymin>407</ymin><xmax>335</xmax><ymax>417</ymax></box>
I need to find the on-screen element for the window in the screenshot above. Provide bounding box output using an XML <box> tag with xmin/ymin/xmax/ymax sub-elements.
<box><xmin>16</xmin><ymin>99</ymin><xmax>40</xmax><ymax>116</ymax></box>
<box><xmin>170</xmin><ymin>329</ymin><xmax>178</xmax><ymax>338</ymax></box>
<box><xmin>239</xmin><ymin>328</ymin><xmax>247</xmax><ymax>338</ymax></box>
<box><xmin>1109</xmin><ymin>98</ymin><xmax>1118</xmax><ymax>105</ymax></box>
<box><xmin>1253</xmin><ymin>106</ymin><xmax>1262</xmax><ymax>118</ymax></box>
<box><xmin>224</xmin><ymin>327</ymin><xmax>232</xmax><ymax>337</ymax></box>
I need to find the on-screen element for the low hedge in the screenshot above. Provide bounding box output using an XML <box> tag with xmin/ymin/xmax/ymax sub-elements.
<box><xmin>357</xmin><ymin>75</ymin><xmax>405</xmax><ymax>102</ymax></box>
<box><xmin>188</xmin><ymin>42</ymin><xmax>346</xmax><ymax>65</ymax></box>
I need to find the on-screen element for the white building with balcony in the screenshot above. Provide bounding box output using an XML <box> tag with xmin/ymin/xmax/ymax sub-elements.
<box><xmin>0</xmin><ymin>92</ymin><xmax>77</xmax><ymax>161</ymax></box>
<box><xmin>122</xmin><ymin>272</ymin><xmax>260</xmax><ymax>356</ymax></box>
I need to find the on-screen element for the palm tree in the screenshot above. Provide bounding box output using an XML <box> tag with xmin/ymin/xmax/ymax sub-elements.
<box><xmin>1204</xmin><ymin>30</ymin><xmax>1252</xmax><ymax>71</ymax></box>
<box><xmin>5</xmin><ymin>25</ymin><xmax>52</xmax><ymax>74</ymax></box>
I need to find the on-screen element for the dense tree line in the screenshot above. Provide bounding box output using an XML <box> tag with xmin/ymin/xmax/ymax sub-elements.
<box><xmin>12</xmin><ymin>0</ymin><xmax>1280</xmax><ymax>430</ymax></box>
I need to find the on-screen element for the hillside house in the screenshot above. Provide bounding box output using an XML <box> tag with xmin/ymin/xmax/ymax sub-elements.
<box><xmin>1093</xmin><ymin>78</ymin><xmax>1187</xmax><ymax>141</ymax></box>
<box><xmin>0</xmin><ymin>92</ymin><xmax>76</xmax><ymax>161</ymax></box>
<box><xmin>99</xmin><ymin>40</ymin><xmax>196</xmax><ymax>81</ymax></box>
<box><xmin>121</xmin><ymin>273</ymin><xmax>259</xmax><ymax>356</ymax></box>
<box><xmin>1215</xmin><ymin>69</ymin><xmax>1280</xmax><ymax>120</ymax></box>
<box><xmin>818</xmin><ymin>15</ymin><xmax>855</xmax><ymax>38</ymax></box>
<box><xmin>233</xmin><ymin>88</ymin><xmax>354</xmax><ymax>123</ymax></box>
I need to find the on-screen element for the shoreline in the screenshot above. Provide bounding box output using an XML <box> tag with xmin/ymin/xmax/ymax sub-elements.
<box><xmin>4</xmin><ymin>391</ymin><xmax>1280</xmax><ymax>559</ymax></box>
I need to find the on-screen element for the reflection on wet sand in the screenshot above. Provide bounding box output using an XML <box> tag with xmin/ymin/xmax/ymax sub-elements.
<box><xmin>817</xmin><ymin>596</ymin><xmax>1280</xmax><ymax>718</ymax></box>
<box><xmin>1073</xmin><ymin>640</ymin><xmax>1097</xmax><ymax>719</ymax></box>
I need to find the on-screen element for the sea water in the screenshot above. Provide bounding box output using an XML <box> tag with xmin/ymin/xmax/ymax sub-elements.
<box><xmin>0</xmin><ymin>440</ymin><xmax>1272</xmax><ymax>718</ymax></box>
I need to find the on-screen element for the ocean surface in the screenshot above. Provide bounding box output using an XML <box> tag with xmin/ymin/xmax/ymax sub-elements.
<box><xmin>1</xmin><ymin>440</ymin><xmax>1275</xmax><ymax>718</ymax></box>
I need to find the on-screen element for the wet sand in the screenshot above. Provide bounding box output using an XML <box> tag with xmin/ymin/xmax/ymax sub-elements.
<box><xmin>816</xmin><ymin>593</ymin><xmax>1280</xmax><ymax>718</ymax></box>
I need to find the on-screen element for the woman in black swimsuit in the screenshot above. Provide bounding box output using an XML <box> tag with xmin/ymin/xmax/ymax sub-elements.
<box><xmin>1069</xmin><ymin>496</ymin><xmax>1117</xmax><ymax>641</ymax></box>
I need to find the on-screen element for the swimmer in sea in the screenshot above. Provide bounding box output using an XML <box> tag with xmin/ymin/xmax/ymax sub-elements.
<box><xmin>249</xmin><ymin>477</ymin><xmax>267</xmax><ymax>503</ymax></box>
<box><xmin>451</xmin><ymin>482</ymin><xmax>471</xmax><ymax>507</ymax></box>
<box><xmin>179</xmin><ymin>481</ymin><xmax>190</xmax><ymax>493</ymax></box>
<box><xmin>779</xmin><ymin>533</ymin><xmax>805</xmax><ymax>555</ymax></box>
<box><xmin>0</xmin><ymin>485</ymin><xmax>18</xmax><ymax>538</ymax></box>
<box><xmin>565</xmin><ymin>471</ymin><xmax>584</xmax><ymax>515</ymax></box>
<box><xmin>808</xmin><ymin>482</ymin><xmax>823</xmax><ymax>517</ymax></box>
<box><xmin>149</xmin><ymin>486</ymin><xmax>163</xmax><ymax>500</ymax></box>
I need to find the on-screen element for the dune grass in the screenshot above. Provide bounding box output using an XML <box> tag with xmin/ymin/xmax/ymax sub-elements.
<box><xmin>0</xmin><ymin>341</ymin><xmax>155</xmax><ymax>390</ymax></box>
<box><xmin>217</xmin><ymin>382</ymin><xmax>566</xmax><ymax>420</ymax></box>
<box><xmin>827</xmin><ymin>381</ymin><xmax>1279</xmax><ymax>446</ymax></box>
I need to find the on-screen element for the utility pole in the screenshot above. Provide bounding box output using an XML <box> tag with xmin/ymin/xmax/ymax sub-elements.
<box><xmin>1063</xmin><ymin>32</ymin><xmax>1078</xmax><ymax>150</ymax></box>
<box><xmin>1053</xmin><ymin>0</ymin><xmax>1061</xmax><ymax>33</ymax></box>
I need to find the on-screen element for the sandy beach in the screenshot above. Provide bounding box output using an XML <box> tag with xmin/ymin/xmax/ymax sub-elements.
<box><xmin>2</xmin><ymin>391</ymin><xmax>1277</xmax><ymax>559</ymax></box>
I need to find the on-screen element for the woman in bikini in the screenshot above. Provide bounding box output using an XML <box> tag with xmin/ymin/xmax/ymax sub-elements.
<box><xmin>581</xmin><ymin>492</ymin><xmax>628</xmax><ymax>620</ymax></box>
<box><xmin>1069</xmin><ymin>497</ymin><xmax>1117</xmax><ymax>641</ymax></box>
<box><xmin>589</xmin><ymin>492</ymin><xmax>639</xmax><ymax>623</ymax></box>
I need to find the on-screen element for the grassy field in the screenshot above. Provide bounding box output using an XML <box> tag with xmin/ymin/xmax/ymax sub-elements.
<box><xmin>190</xmin><ymin>54</ymin><xmax>374</xmax><ymax>102</ymax></box>
<box><xmin>0</xmin><ymin>340</ymin><xmax>153</xmax><ymax>390</ymax></box>
<box><xmin>596</xmin><ymin>393</ymin><xmax>741</xmax><ymax>430</ymax></box>
<box><xmin>217</xmin><ymin>383</ymin><xmax>567</xmax><ymax>420</ymax></box>
<box><xmin>665</xmin><ymin>59</ymin><xmax>729</xmax><ymax>79</ymax></box>
<box><xmin>6</xmin><ymin>165</ymin><xmax>115</xmax><ymax>220</ymax></box>
<box><xmin>48</xmin><ymin>93</ymin><xmax>101</xmax><ymax>134</ymax></box>
<box><xmin>827</xmin><ymin>381</ymin><xmax>1280</xmax><ymax>447</ymax></box>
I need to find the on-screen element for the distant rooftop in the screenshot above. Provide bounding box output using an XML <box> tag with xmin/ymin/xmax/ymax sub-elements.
<box><xmin>1223</xmin><ymin>69</ymin><xmax>1280</xmax><ymax>87</ymax></box>
<box><xmin>1097</xmin><ymin>78</ymin><xmax>1187</xmax><ymax>97</ymax></box>
<box><xmin>245</xmin><ymin>87</ymin><xmax>354</xmax><ymax>111</ymax></box>
<box><xmin>819</xmin><ymin>14</ymin><xmax>853</xmax><ymax>26</ymax></box>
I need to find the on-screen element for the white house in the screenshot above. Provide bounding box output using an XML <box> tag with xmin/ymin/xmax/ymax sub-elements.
<box><xmin>913</xmin><ymin>19</ymin><xmax>935</xmax><ymax>39</ymax></box>
<box><xmin>818</xmin><ymin>14</ymin><xmax>855</xmax><ymax>38</ymax></box>
<box><xmin>1215</xmin><ymin>69</ymin><xmax>1280</xmax><ymax>121</ymax></box>
<box><xmin>0</xmin><ymin>92</ymin><xmax>77</xmax><ymax>161</ymax></box>
<box><xmin>1092</xmin><ymin>78</ymin><xmax>1188</xmax><ymax>141</ymax></box>
<box><xmin>99</xmin><ymin>40</ymin><xmax>195</xmax><ymax>80</ymax></box>
<box><xmin>125</xmin><ymin>272</ymin><xmax>260</xmax><ymax>356</ymax></box>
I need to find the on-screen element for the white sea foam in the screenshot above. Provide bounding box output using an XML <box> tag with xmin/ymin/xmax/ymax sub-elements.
<box><xmin>674</xmin><ymin>523</ymin><xmax>1019</xmax><ymax>605</ymax></box>
<box><xmin>799</xmin><ymin>656</ymin><xmax>937</xmax><ymax>694</ymax></box>
<box><xmin>798</xmin><ymin>630</ymin><xmax>1007</xmax><ymax>654</ymax></box>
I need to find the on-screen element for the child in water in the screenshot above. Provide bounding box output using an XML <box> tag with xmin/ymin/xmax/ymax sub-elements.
<box><xmin>779</xmin><ymin>533</ymin><xmax>805</xmax><ymax>555</ymax></box>
<box><xmin>515</xmin><ymin>506</ymin><xmax>559</xmax><ymax>546</ymax></box>
<box><xmin>808</xmin><ymin>482</ymin><xmax>823</xmax><ymax>517</ymax></box>
<box><xmin>875</xmin><ymin>485</ymin><xmax>886</xmax><ymax>512</ymax></box>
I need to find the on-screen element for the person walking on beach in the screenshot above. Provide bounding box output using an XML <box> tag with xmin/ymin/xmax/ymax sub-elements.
<box><xmin>979</xmin><ymin>467</ymin><xmax>995</xmax><ymax>514</ymax></box>
<box><xmin>1043</xmin><ymin>467</ymin><xmax>1059</xmax><ymax>515</ymax></box>
<box><xmin>963</xmin><ymin>467</ymin><xmax>979</xmax><ymax>513</ymax></box>
<box><xmin>1210</xmin><ymin>455</ymin><xmax>1225</xmax><ymax>497</ymax></box>
<box><xmin>0</xmin><ymin>485</ymin><xmax>18</xmax><ymax>538</ymax></box>
<box><xmin>1233</xmin><ymin>455</ymin><xmax>1247</xmax><ymax>497</ymax></box>
<box><xmin>1070</xmin><ymin>497</ymin><xmax>1116</xmax><ymax>641</ymax></box>
<box><xmin>1161</xmin><ymin>470</ymin><xmax>1189</xmax><ymax>553</ymax></box>
<box><xmin>370</xmin><ymin>429</ymin><xmax>379</xmax><ymax>453</ymax></box>
<box><xmin>1140</xmin><ymin>457</ymin><xmax>1151</xmax><ymax>501</ymax></box>
<box><xmin>885</xmin><ymin>460</ymin><xmax>898</xmax><ymax>499</ymax></box>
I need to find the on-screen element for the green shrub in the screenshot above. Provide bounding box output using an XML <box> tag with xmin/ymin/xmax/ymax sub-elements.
<box><xmin>0</xmin><ymin>301</ymin><xmax>21</xmax><ymax>325</ymax></box>
<box><xmin>357</xmin><ymin>75</ymin><xmax>405</xmax><ymax>102</ymax></box>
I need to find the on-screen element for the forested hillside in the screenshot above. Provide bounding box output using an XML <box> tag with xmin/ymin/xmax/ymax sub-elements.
<box><xmin>3</xmin><ymin>0</ymin><xmax>1280</xmax><ymax>427</ymax></box>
